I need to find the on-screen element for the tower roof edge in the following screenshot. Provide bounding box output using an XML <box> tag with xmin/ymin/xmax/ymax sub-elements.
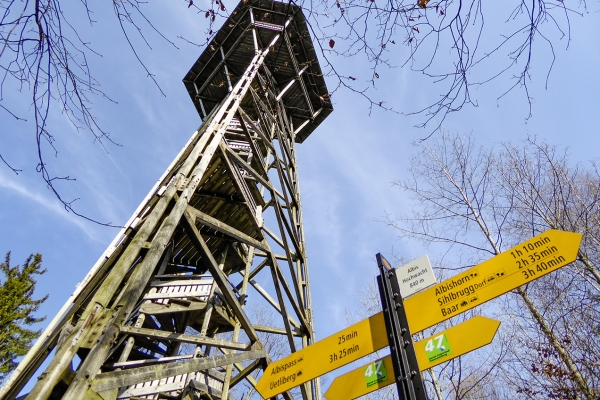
<box><xmin>183</xmin><ymin>0</ymin><xmax>333</xmax><ymax>143</ymax></box>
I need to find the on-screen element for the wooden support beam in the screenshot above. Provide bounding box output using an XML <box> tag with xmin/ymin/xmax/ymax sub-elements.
<box><xmin>250</xmin><ymin>88</ymin><xmax>279</xmax><ymax>126</ymax></box>
<box><xmin>91</xmin><ymin>348</ymin><xmax>265</xmax><ymax>392</ymax></box>
<box><xmin>229</xmin><ymin>358</ymin><xmax>262</xmax><ymax>388</ymax></box>
<box><xmin>182</xmin><ymin>211</ymin><xmax>261</xmax><ymax>343</ymax></box>
<box><xmin>216</xmin><ymin>142</ymin><xmax>263</xmax><ymax>229</ymax></box>
<box><xmin>273</xmin><ymin>201</ymin><xmax>305</xmax><ymax>309</ymax></box>
<box><xmin>253</xmin><ymin>250</ymin><xmax>296</xmax><ymax>261</ymax></box>
<box><xmin>247</xmin><ymin>279</ymin><xmax>301</xmax><ymax>330</ymax></box>
<box><xmin>262</xmin><ymin>224</ymin><xmax>286</xmax><ymax>250</ymax></box>
<box><xmin>223</xmin><ymin>134</ymin><xmax>287</xmax><ymax>204</ymax></box>
<box><xmin>254</xmin><ymin>324</ymin><xmax>302</xmax><ymax>336</ymax></box>
<box><xmin>195</xmin><ymin>190</ymin><xmax>246</xmax><ymax>205</ymax></box>
<box><xmin>189</xmin><ymin>379</ymin><xmax>223</xmax><ymax>399</ymax></box>
<box><xmin>235</xmin><ymin>258</ymin><xmax>269</xmax><ymax>290</ymax></box>
<box><xmin>109</xmin><ymin>353</ymin><xmax>195</xmax><ymax>369</ymax></box>
<box><xmin>275</xmin><ymin>199</ymin><xmax>303</xmax><ymax>259</ymax></box>
<box><xmin>273</xmin><ymin>262</ymin><xmax>310</xmax><ymax>331</ymax></box>
<box><xmin>266</xmin><ymin>261</ymin><xmax>298</xmax><ymax>353</ymax></box>
<box><xmin>185</xmin><ymin>206</ymin><xmax>268</xmax><ymax>252</ymax></box>
<box><xmin>236</xmin><ymin>112</ymin><xmax>270</xmax><ymax>177</ymax></box>
<box><xmin>282</xmin><ymin>32</ymin><xmax>314</xmax><ymax>116</ymax></box>
<box><xmin>119</xmin><ymin>326</ymin><xmax>248</xmax><ymax>350</ymax></box>
<box><xmin>272</xmin><ymin>119</ymin><xmax>297</xmax><ymax>185</ymax></box>
<box><xmin>224</xmin><ymin>145</ymin><xmax>272</xmax><ymax>191</ymax></box>
<box><xmin>139</xmin><ymin>301</ymin><xmax>208</xmax><ymax>315</ymax></box>
<box><xmin>238</xmin><ymin>108</ymin><xmax>275</xmax><ymax>152</ymax></box>
<box><xmin>211</xmin><ymin>303</ymin><xmax>238</xmax><ymax>327</ymax></box>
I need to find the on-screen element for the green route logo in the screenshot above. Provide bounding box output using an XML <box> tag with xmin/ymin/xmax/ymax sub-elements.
<box><xmin>364</xmin><ymin>360</ymin><xmax>388</xmax><ymax>388</ymax></box>
<box><xmin>425</xmin><ymin>333</ymin><xmax>452</xmax><ymax>362</ymax></box>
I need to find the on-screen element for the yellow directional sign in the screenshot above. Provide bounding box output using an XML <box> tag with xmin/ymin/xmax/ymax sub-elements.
<box><xmin>323</xmin><ymin>316</ymin><xmax>501</xmax><ymax>400</ymax></box>
<box><xmin>403</xmin><ymin>229</ymin><xmax>581</xmax><ymax>333</ymax></box>
<box><xmin>255</xmin><ymin>313</ymin><xmax>388</xmax><ymax>399</ymax></box>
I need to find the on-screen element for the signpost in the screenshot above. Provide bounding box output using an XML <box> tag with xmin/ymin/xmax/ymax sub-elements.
<box><xmin>256</xmin><ymin>230</ymin><xmax>582</xmax><ymax>399</ymax></box>
<box><xmin>323</xmin><ymin>316</ymin><xmax>501</xmax><ymax>400</ymax></box>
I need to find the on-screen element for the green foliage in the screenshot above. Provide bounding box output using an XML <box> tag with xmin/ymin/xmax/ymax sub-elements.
<box><xmin>0</xmin><ymin>252</ymin><xmax>48</xmax><ymax>382</ymax></box>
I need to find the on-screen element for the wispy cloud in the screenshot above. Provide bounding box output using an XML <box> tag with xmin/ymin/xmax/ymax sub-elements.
<box><xmin>0</xmin><ymin>170</ymin><xmax>108</xmax><ymax>243</ymax></box>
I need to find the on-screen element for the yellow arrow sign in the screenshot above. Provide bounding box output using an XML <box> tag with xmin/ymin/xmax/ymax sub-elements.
<box><xmin>403</xmin><ymin>229</ymin><xmax>581</xmax><ymax>333</ymax></box>
<box><xmin>255</xmin><ymin>313</ymin><xmax>388</xmax><ymax>399</ymax></box>
<box><xmin>323</xmin><ymin>316</ymin><xmax>501</xmax><ymax>400</ymax></box>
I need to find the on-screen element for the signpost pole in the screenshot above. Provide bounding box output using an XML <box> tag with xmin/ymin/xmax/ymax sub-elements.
<box><xmin>376</xmin><ymin>253</ymin><xmax>428</xmax><ymax>400</ymax></box>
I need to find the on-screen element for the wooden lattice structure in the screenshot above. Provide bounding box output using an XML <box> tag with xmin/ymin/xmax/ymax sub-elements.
<box><xmin>0</xmin><ymin>1</ymin><xmax>332</xmax><ymax>398</ymax></box>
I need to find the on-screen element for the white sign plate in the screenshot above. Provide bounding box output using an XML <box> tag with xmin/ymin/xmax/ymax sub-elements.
<box><xmin>395</xmin><ymin>255</ymin><xmax>436</xmax><ymax>298</ymax></box>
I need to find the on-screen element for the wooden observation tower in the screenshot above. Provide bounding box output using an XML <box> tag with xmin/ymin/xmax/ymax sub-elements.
<box><xmin>1</xmin><ymin>0</ymin><xmax>332</xmax><ymax>398</ymax></box>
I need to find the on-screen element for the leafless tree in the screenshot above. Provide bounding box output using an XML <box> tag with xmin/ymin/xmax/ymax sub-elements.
<box><xmin>304</xmin><ymin>0</ymin><xmax>588</xmax><ymax>129</ymax></box>
<box><xmin>0</xmin><ymin>0</ymin><xmax>227</xmax><ymax>224</ymax></box>
<box><xmin>493</xmin><ymin>140</ymin><xmax>600</xmax><ymax>398</ymax></box>
<box><xmin>383</xmin><ymin>132</ymin><xmax>599</xmax><ymax>398</ymax></box>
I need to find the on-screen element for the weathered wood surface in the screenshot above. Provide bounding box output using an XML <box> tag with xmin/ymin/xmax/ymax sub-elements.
<box><xmin>119</xmin><ymin>326</ymin><xmax>247</xmax><ymax>350</ymax></box>
<box><xmin>185</xmin><ymin>206</ymin><xmax>268</xmax><ymax>252</ymax></box>
<box><xmin>92</xmin><ymin>349</ymin><xmax>265</xmax><ymax>392</ymax></box>
<box><xmin>183</xmin><ymin>211</ymin><xmax>260</xmax><ymax>343</ymax></box>
<box><xmin>189</xmin><ymin>378</ymin><xmax>223</xmax><ymax>399</ymax></box>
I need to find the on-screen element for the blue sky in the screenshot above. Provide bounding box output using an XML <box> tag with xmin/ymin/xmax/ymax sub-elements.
<box><xmin>1</xmin><ymin>0</ymin><xmax>599</xmax><ymax>392</ymax></box>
